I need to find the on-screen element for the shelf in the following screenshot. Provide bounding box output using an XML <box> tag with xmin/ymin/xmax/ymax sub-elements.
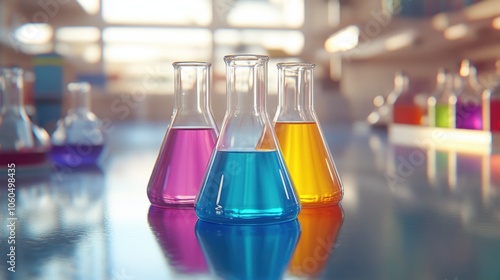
<box><xmin>331</xmin><ymin>0</ymin><xmax>500</xmax><ymax>61</ymax></box>
<box><xmin>389</xmin><ymin>124</ymin><xmax>500</xmax><ymax>154</ymax></box>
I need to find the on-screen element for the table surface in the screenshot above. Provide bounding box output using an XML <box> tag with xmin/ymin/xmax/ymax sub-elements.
<box><xmin>1</xmin><ymin>122</ymin><xmax>499</xmax><ymax>280</ymax></box>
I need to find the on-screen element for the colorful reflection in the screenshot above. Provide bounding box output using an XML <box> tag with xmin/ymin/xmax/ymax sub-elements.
<box><xmin>289</xmin><ymin>205</ymin><xmax>344</xmax><ymax>277</ymax></box>
<box><xmin>147</xmin><ymin>206</ymin><xmax>207</xmax><ymax>274</ymax></box>
<box><xmin>196</xmin><ymin>220</ymin><xmax>300</xmax><ymax>280</ymax></box>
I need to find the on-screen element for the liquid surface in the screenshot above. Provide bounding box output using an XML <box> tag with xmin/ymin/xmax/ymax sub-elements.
<box><xmin>456</xmin><ymin>101</ymin><xmax>482</xmax><ymax>130</ymax></box>
<box><xmin>435</xmin><ymin>103</ymin><xmax>451</xmax><ymax>128</ymax></box>
<box><xmin>148</xmin><ymin>127</ymin><xmax>217</xmax><ymax>207</ymax></box>
<box><xmin>275</xmin><ymin>122</ymin><xmax>343</xmax><ymax>207</ymax></box>
<box><xmin>0</xmin><ymin>150</ymin><xmax>48</xmax><ymax>166</ymax></box>
<box><xmin>195</xmin><ymin>150</ymin><xmax>300</xmax><ymax>224</ymax></box>
<box><xmin>393</xmin><ymin>104</ymin><xmax>424</xmax><ymax>125</ymax></box>
<box><xmin>491</xmin><ymin>100</ymin><xmax>500</xmax><ymax>132</ymax></box>
<box><xmin>51</xmin><ymin>144</ymin><xmax>104</xmax><ymax>166</ymax></box>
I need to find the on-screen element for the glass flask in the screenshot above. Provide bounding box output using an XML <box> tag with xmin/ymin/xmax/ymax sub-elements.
<box><xmin>147</xmin><ymin>206</ymin><xmax>207</xmax><ymax>274</ymax></box>
<box><xmin>289</xmin><ymin>206</ymin><xmax>344</xmax><ymax>277</ymax></box>
<box><xmin>391</xmin><ymin>72</ymin><xmax>424</xmax><ymax>125</ymax></box>
<box><xmin>455</xmin><ymin>59</ymin><xmax>483</xmax><ymax>130</ymax></box>
<box><xmin>428</xmin><ymin>69</ymin><xmax>455</xmax><ymax>128</ymax></box>
<box><xmin>0</xmin><ymin>67</ymin><xmax>50</xmax><ymax>167</ymax></box>
<box><xmin>483</xmin><ymin>80</ymin><xmax>500</xmax><ymax>132</ymax></box>
<box><xmin>195</xmin><ymin>220</ymin><xmax>300</xmax><ymax>280</ymax></box>
<box><xmin>273</xmin><ymin>63</ymin><xmax>343</xmax><ymax>207</ymax></box>
<box><xmin>51</xmin><ymin>82</ymin><xmax>105</xmax><ymax>166</ymax></box>
<box><xmin>195</xmin><ymin>55</ymin><xmax>300</xmax><ymax>224</ymax></box>
<box><xmin>148</xmin><ymin>62</ymin><xmax>218</xmax><ymax>207</ymax></box>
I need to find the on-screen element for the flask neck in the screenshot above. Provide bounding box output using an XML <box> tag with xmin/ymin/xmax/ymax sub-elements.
<box><xmin>459</xmin><ymin>60</ymin><xmax>480</xmax><ymax>94</ymax></box>
<box><xmin>225</xmin><ymin>56</ymin><xmax>267</xmax><ymax>114</ymax></box>
<box><xmin>276</xmin><ymin>63</ymin><xmax>315</xmax><ymax>122</ymax></box>
<box><xmin>174</xmin><ymin>63</ymin><xmax>211</xmax><ymax>115</ymax></box>
<box><xmin>67</xmin><ymin>82</ymin><xmax>92</xmax><ymax>115</ymax></box>
<box><xmin>1</xmin><ymin>68</ymin><xmax>26</xmax><ymax>115</ymax></box>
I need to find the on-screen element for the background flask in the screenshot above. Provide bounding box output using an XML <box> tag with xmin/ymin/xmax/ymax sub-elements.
<box><xmin>428</xmin><ymin>69</ymin><xmax>455</xmax><ymax>128</ymax></box>
<box><xmin>51</xmin><ymin>82</ymin><xmax>105</xmax><ymax>166</ymax></box>
<box><xmin>274</xmin><ymin>63</ymin><xmax>343</xmax><ymax>207</ymax></box>
<box><xmin>391</xmin><ymin>72</ymin><xmax>424</xmax><ymax>125</ymax></box>
<box><xmin>455</xmin><ymin>59</ymin><xmax>483</xmax><ymax>130</ymax></box>
<box><xmin>0</xmin><ymin>67</ymin><xmax>50</xmax><ymax>167</ymax></box>
<box><xmin>147</xmin><ymin>62</ymin><xmax>218</xmax><ymax>207</ymax></box>
<box><xmin>195</xmin><ymin>55</ymin><xmax>300</xmax><ymax>224</ymax></box>
<box><xmin>195</xmin><ymin>220</ymin><xmax>300</xmax><ymax>280</ymax></box>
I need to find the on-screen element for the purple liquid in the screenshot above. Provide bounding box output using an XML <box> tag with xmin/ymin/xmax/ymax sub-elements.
<box><xmin>50</xmin><ymin>144</ymin><xmax>104</xmax><ymax>166</ymax></box>
<box><xmin>147</xmin><ymin>127</ymin><xmax>217</xmax><ymax>207</ymax></box>
<box><xmin>0</xmin><ymin>150</ymin><xmax>48</xmax><ymax>166</ymax></box>
<box><xmin>455</xmin><ymin>101</ymin><xmax>482</xmax><ymax>130</ymax></box>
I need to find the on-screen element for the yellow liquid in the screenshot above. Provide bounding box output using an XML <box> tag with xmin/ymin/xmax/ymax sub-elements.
<box><xmin>275</xmin><ymin>122</ymin><xmax>343</xmax><ymax>207</ymax></box>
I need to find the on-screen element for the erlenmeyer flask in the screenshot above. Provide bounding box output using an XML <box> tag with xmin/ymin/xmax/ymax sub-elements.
<box><xmin>195</xmin><ymin>55</ymin><xmax>300</xmax><ymax>224</ymax></box>
<box><xmin>273</xmin><ymin>63</ymin><xmax>343</xmax><ymax>207</ymax></box>
<box><xmin>147</xmin><ymin>206</ymin><xmax>207</xmax><ymax>274</ymax></box>
<box><xmin>195</xmin><ymin>220</ymin><xmax>300</xmax><ymax>280</ymax></box>
<box><xmin>391</xmin><ymin>72</ymin><xmax>424</xmax><ymax>125</ymax></box>
<box><xmin>428</xmin><ymin>69</ymin><xmax>455</xmax><ymax>128</ymax></box>
<box><xmin>289</xmin><ymin>205</ymin><xmax>344</xmax><ymax>277</ymax></box>
<box><xmin>148</xmin><ymin>62</ymin><xmax>218</xmax><ymax>207</ymax></box>
<box><xmin>51</xmin><ymin>82</ymin><xmax>105</xmax><ymax>166</ymax></box>
<box><xmin>455</xmin><ymin>59</ymin><xmax>483</xmax><ymax>130</ymax></box>
<box><xmin>0</xmin><ymin>67</ymin><xmax>50</xmax><ymax>167</ymax></box>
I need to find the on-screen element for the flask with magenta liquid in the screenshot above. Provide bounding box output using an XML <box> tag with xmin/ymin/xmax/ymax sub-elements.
<box><xmin>195</xmin><ymin>55</ymin><xmax>300</xmax><ymax>224</ymax></box>
<box><xmin>50</xmin><ymin>82</ymin><xmax>105</xmax><ymax>166</ymax></box>
<box><xmin>482</xmin><ymin>62</ymin><xmax>500</xmax><ymax>132</ymax></box>
<box><xmin>273</xmin><ymin>63</ymin><xmax>343</xmax><ymax>207</ymax></box>
<box><xmin>0</xmin><ymin>67</ymin><xmax>51</xmax><ymax>167</ymax></box>
<box><xmin>147</xmin><ymin>62</ymin><xmax>218</xmax><ymax>207</ymax></box>
<box><xmin>455</xmin><ymin>59</ymin><xmax>483</xmax><ymax>130</ymax></box>
<box><xmin>391</xmin><ymin>71</ymin><xmax>424</xmax><ymax>125</ymax></box>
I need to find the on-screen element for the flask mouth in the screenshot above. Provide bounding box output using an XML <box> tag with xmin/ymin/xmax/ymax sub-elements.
<box><xmin>277</xmin><ymin>62</ymin><xmax>315</xmax><ymax>71</ymax></box>
<box><xmin>0</xmin><ymin>67</ymin><xmax>23</xmax><ymax>78</ymax></box>
<box><xmin>224</xmin><ymin>54</ymin><xmax>269</xmax><ymax>67</ymax></box>
<box><xmin>173</xmin><ymin>61</ymin><xmax>211</xmax><ymax>68</ymax></box>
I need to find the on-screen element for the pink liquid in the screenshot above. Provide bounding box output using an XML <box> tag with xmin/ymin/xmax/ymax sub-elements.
<box><xmin>147</xmin><ymin>127</ymin><xmax>217</xmax><ymax>207</ymax></box>
<box><xmin>491</xmin><ymin>100</ymin><xmax>500</xmax><ymax>132</ymax></box>
<box><xmin>0</xmin><ymin>150</ymin><xmax>48</xmax><ymax>166</ymax></box>
<box><xmin>147</xmin><ymin>207</ymin><xmax>207</xmax><ymax>273</ymax></box>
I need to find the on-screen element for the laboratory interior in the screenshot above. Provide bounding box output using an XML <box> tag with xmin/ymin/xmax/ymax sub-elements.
<box><xmin>1</xmin><ymin>0</ymin><xmax>500</xmax><ymax>279</ymax></box>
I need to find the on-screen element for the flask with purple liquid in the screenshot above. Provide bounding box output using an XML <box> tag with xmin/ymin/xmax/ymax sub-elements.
<box><xmin>50</xmin><ymin>82</ymin><xmax>105</xmax><ymax>166</ymax></box>
<box><xmin>455</xmin><ymin>60</ymin><xmax>483</xmax><ymax>130</ymax></box>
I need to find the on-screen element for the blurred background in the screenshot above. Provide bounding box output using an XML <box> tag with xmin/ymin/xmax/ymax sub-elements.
<box><xmin>2</xmin><ymin>0</ymin><xmax>500</xmax><ymax>126</ymax></box>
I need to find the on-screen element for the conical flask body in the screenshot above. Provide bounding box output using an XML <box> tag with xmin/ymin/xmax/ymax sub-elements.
<box><xmin>274</xmin><ymin>63</ymin><xmax>343</xmax><ymax>207</ymax></box>
<box><xmin>147</xmin><ymin>62</ymin><xmax>218</xmax><ymax>207</ymax></box>
<box><xmin>195</xmin><ymin>55</ymin><xmax>300</xmax><ymax>224</ymax></box>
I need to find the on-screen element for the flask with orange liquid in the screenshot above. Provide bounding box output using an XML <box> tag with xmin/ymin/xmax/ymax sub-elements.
<box><xmin>391</xmin><ymin>72</ymin><xmax>424</xmax><ymax>125</ymax></box>
<box><xmin>273</xmin><ymin>63</ymin><xmax>343</xmax><ymax>207</ymax></box>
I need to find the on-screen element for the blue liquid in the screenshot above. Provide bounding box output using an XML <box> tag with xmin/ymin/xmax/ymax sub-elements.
<box><xmin>195</xmin><ymin>220</ymin><xmax>300</xmax><ymax>280</ymax></box>
<box><xmin>50</xmin><ymin>144</ymin><xmax>104</xmax><ymax>166</ymax></box>
<box><xmin>195</xmin><ymin>150</ymin><xmax>300</xmax><ymax>224</ymax></box>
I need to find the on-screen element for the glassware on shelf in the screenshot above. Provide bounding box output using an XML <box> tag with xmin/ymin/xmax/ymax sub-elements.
<box><xmin>195</xmin><ymin>55</ymin><xmax>300</xmax><ymax>224</ymax></box>
<box><xmin>0</xmin><ymin>67</ymin><xmax>50</xmax><ymax>167</ymax></box>
<box><xmin>147</xmin><ymin>62</ymin><xmax>218</xmax><ymax>208</ymax></box>
<box><xmin>391</xmin><ymin>71</ymin><xmax>424</xmax><ymax>125</ymax></box>
<box><xmin>428</xmin><ymin>68</ymin><xmax>455</xmax><ymax>128</ymax></box>
<box><xmin>483</xmin><ymin>76</ymin><xmax>500</xmax><ymax>132</ymax></box>
<box><xmin>50</xmin><ymin>82</ymin><xmax>105</xmax><ymax>167</ymax></box>
<box><xmin>273</xmin><ymin>63</ymin><xmax>343</xmax><ymax>207</ymax></box>
<box><xmin>455</xmin><ymin>59</ymin><xmax>483</xmax><ymax>130</ymax></box>
<box><xmin>288</xmin><ymin>206</ymin><xmax>344</xmax><ymax>277</ymax></box>
<box><xmin>147</xmin><ymin>206</ymin><xmax>208</xmax><ymax>274</ymax></box>
<box><xmin>195</xmin><ymin>220</ymin><xmax>300</xmax><ymax>280</ymax></box>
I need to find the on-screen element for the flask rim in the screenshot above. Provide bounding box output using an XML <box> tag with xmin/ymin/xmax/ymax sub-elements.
<box><xmin>224</xmin><ymin>54</ymin><xmax>269</xmax><ymax>66</ymax></box>
<box><xmin>173</xmin><ymin>61</ymin><xmax>211</xmax><ymax>68</ymax></box>
<box><xmin>0</xmin><ymin>67</ymin><xmax>23</xmax><ymax>76</ymax></box>
<box><xmin>277</xmin><ymin>62</ymin><xmax>315</xmax><ymax>70</ymax></box>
